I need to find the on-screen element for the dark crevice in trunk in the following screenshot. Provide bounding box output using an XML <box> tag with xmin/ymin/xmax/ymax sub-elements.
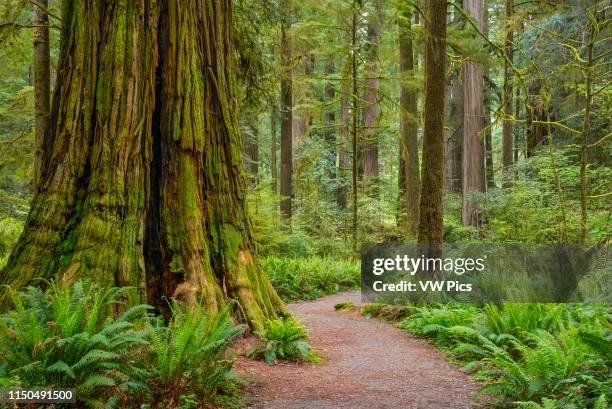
<box><xmin>145</xmin><ymin>4</ymin><xmax>168</xmax><ymax>316</ymax></box>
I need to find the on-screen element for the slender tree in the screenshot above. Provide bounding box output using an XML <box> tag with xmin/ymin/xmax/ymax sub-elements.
<box><xmin>280</xmin><ymin>0</ymin><xmax>293</xmax><ymax>220</ymax></box>
<box><xmin>338</xmin><ymin>74</ymin><xmax>350</xmax><ymax>209</ymax></box>
<box><xmin>501</xmin><ymin>0</ymin><xmax>514</xmax><ymax>186</ymax></box>
<box><xmin>461</xmin><ymin>0</ymin><xmax>485</xmax><ymax>227</ymax></box>
<box><xmin>444</xmin><ymin>70</ymin><xmax>463</xmax><ymax>193</ymax></box>
<box><xmin>417</xmin><ymin>0</ymin><xmax>446</xmax><ymax>245</ymax></box>
<box><xmin>270</xmin><ymin>101</ymin><xmax>278</xmax><ymax>194</ymax></box>
<box><xmin>1</xmin><ymin>0</ymin><xmax>286</xmax><ymax>331</ymax></box>
<box><xmin>242</xmin><ymin>111</ymin><xmax>259</xmax><ymax>184</ymax></box>
<box><xmin>361</xmin><ymin>0</ymin><xmax>382</xmax><ymax>195</ymax></box>
<box><xmin>351</xmin><ymin>0</ymin><xmax>360</xmax><ymax>250</ymax></box>
<box><xmin>33</xmin><ymin>0</ymin><xmax>50</xmax><ymax>187</ymax></box>
<box><xmin>398</xmin><ymin>4</ymin><xmax>420</xmax><ymax>236</ymax></box>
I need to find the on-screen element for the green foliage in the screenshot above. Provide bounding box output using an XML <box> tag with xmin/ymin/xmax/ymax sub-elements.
<box><xmin>334</xmin><ymin>301</ymin><xmax>356</xmax><ymax>311</ymax></box>
<box><xmin>0</xmin><ymin>281</ymin><xmax>248</xmax><ymax>408</ymax></box>
<box><xmin>248</xmin><ymin>317</ymin><xmax>317</xmax><ymax>364</ymax></box>
<box><xmin>397</xmin><ymin>302</ymin><xmax>612</xmax><ymax>408</ymax></box>
<box><xmin>263</xmin><ymin>256</ymin><xmax>360</xmax><ymax>301</ymax></box>
<box><xmin>148</xmin><ymin>301</ymin><xmax>245</xmax><ymax>403</ymax></box>
<box><xmin>0</xmin><ymin>215</ymin><xmax>22</xmax><ymax>268</ymax></box>
<box><xmin>0</xmin><ymin>281</ymin><xmax>151</xmax><ymax>407</ymax></box>
<box><xmin>359</xmin><ymin>303</ymin><xmax>413</xmax><ymax>321</ymax></box>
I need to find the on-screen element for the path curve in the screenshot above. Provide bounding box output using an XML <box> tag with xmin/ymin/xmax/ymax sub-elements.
<box><xmin>234</xmin><ymin>291</ymin><xmax>480</xmax><ymax>409</ymax></box>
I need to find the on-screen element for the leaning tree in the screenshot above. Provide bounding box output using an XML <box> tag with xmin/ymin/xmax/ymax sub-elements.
<box><xmin>0</xmin><ymin>0</ymin><xmax>287</xmax><ymax>331</ymax></box>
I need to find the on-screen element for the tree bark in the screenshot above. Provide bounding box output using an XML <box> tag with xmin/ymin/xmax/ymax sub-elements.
<box><xmin>351</xmin><ymin>0</ymin><xmax>359</xmax><ymax>250</ymax></box>
<box><xmin>398</xmin><ymin>5</ymin><xmax>420</xmax><ymax>236</ymax></box>
<box><xmin>33</xmin><ymin>0</ymin><xmax>51</xmax><ymax>187</ymax></box>
<box><xmin>270</xmin><ymin>102</ymin><xmax>278</xmax><ymax>194</ymax></box>
<box><xmin>501</xmin><ymin>0</ymin><xmax>514</xmax><ymax>186</ymax></box>
<box><xmin>417</xmin><ymin>0</ymin><xmax>446</xmax><ymax>245</ymax></box>
<box><xmin>580</xmin><ymin>22</ymin><xmax>595</xmax><ymax>243</ymax></box>
<box><xmin>280</xmin><ymin>0</ymin><xmax>293</xmax><ymax>221</ymax></box>
<box><xmin>461</xmin><ymin>0</ymin><xmax>485</xmax><ymax>227</ymax></box>
<box><xmin>324</xmin><ymin>61</ymin><xmax>336</xmax><ymax>185</ymax></box>
<box><xmin>242</xmin><ymin>110</ymin><xmax>259</xmax><ymax>184</ymax></box>
<box><xmin>338</xmin><ymin>77</ymin><xmax>350</xmax><ymax>210</ymax></box>
<box><xmin>444</xmin><ymin>69</ymin><xmax>463</xmax><ymax>193</ymax></box>
<box><xmin>361</xmin><ymin>0</ymin><xmax>382</xmax><ymax>195</ymax></box>
<box><xmin>2</xmin><ymin>0</ymin><xmax>286</xmax><ymax>332</ymax></box>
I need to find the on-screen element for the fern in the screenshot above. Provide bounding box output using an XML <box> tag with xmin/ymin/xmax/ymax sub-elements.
<box><xmin>0</xmin><ymin>281</ymin><xmax>152</xmax><ymax>408</ymax></box>
<box><xmin>248</xmin><ymin>316</ymin><xmax>318</xmax><ymax>364</ymax></box>
<box><xmin>148</xmin><ymin>301</ymin><xmax>245</xmax><ymax>402</ymax></box>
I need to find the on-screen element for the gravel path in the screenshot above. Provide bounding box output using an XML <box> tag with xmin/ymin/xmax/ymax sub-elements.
<box><xmin>234</xmin><ymin>291</ymin><xmax>480</xmax><ymax>409</ymax></box>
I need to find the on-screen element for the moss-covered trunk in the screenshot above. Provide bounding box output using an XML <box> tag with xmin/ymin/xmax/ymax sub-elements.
<box><xmin>1</xmin><ymin>0</ymin><xmax>286</xmax><ymax>332</ymax></box>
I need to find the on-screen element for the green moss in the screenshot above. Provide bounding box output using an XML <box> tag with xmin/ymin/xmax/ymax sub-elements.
<box><xmin>169</xmin><ymin>254</ymin><xmax>185</xmax><ymax>274</ymax></box>
<box><xmin>222</xmin><ymin>224</ymin><xmax>243</xmax><ymax>262</ymax></box>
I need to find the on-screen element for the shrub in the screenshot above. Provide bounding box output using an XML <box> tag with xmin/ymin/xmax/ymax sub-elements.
<box><xmin>360</xmin><ymin>303</ymin><xmax>413</xmax><ymax>321</ymax></box>
<box><xmin>397</xmin><ymin>301</ymin><xmax>612</xmax><ymax>408</ymax></box>
<box><xmin>0</xmin><ymin>281</ymin><xmax>151</xmax><ymax>407</ymax></box>
<box><xmin>248</xmin><ymin>317</ymin><xmax>317</xmax><ymax>364</ymax></box>
<box><xmin>148</xmin><ymin>302</ymin><xmax>245</xmax><ymax>406</ymax></box>
<box><xmin>264</xmin><ymin>256</ymin><xmax>360</xmax><ymax>301</ymax></box>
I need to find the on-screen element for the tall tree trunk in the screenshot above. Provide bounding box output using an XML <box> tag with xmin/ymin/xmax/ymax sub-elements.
<box><xmin>514</xmin><ymin>85</ymin><xmax>520</xmax><ymax>163</ymax></box>
<box><xmin>242</xmin><ymin>110</ymin><xmax>259</xmax><ymax>184</ymax></box>
<box><xmin>324</xmin><ymin>61</ymin><xmax>336</xmax><ymax>186</ymax></box>
<box><xmin>444</xmin><ymin>69</ymin><xmax>463</xmax><ymax>193</ymax></box>
<box><xmin>351</xmin><ymin>0</ymin><xmax>360</xmax><ymax>250</ymax></box>
<box><xmin>33</xmin><ymin>0</ymin><xmax>51</xmax><ymax>187</ymax></box>
<box><xmin>461</xmin><ymin>0</ymin><xmax>485</xmax><ymax>227</ymax></box>
<box><xmin>398</xmin><ymin>5</ymin><xmax>420</xmax><ymax>236</ymax></box>
<box><xmin>501</xmin><ymin>0</ymin><xmax>514</xmax><ymax>186</ymax></box>
<box><xmin>418</xmin><ymin>0</ymin><xmax>446</xmax><ymax>245</ymax></box>
<box><xmin>362</xmin><ymin>0</ymin><xmax>382</xmax><ymax>195</ymax></box>
<box><xmin>483</xmin><ymin>6</ymin><xmax>494</xmax><ymax>191</ymax></box>
<box><xmin>580</xmin><ymin>22</ymin><xmax>595</xmax><ymax>243</ymax></box>
<box><xmin>443</xmin><ymin>6</ymin><xmax>462</xmax><ymax>193</ymax></box>
<box><xmin>280</xmin><ymin>0</ymin><xmax>293</xmax><ymax>221</ymax></box>
<box><xmin>270</xmin><ymin>102</ymin><xmax>278</xmax><ymax>194</ymax></box>
<box><xmin>338</xmin><ymin>77</ymin><xmax>350</xmax><ymax>209</ymax></box>
<box><xmin>2</xmin><ymin>0</ymin><xmax>286</xmax><ymax>331</ymax></box>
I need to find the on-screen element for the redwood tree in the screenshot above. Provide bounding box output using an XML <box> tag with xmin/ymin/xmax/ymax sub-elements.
<box><xmin>33</xmin><ymin>0</ymin><xmax>51</xmax><ymax>187</ymax></box>
<box><xmin>1</xmin><ymin>0</ymin><xmax>286</xmax><ymax>332</ymax></box>
<box><xmin>417</xmin><ymin>0</ymin><xmax>446</xmax><ymax>245</ymax></box>
<box><xmin>280</xmin><ymin>0</ymin><xmax>293</xmax><ymax>220</ymax></box>
<box><xmin>398</xmin><ymin>5</ymin><xmax>420</xmax><ymax>236</ymax></box>
<box><xmin>362</xmin><ymin>0</ymin><xmax>382</xmax><ymax>194</ymax></box>
<box><xmin>461</xmin><ymin>0</ymin><xmax>485</xmax><ymax>227</ymax></box>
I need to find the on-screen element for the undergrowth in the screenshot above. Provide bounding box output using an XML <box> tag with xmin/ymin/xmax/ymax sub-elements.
<box><xmin>263</xmin><ymin>256</ymin><xmax>360</xmax><ymax>301</ymax></box>
<box><xmin>248</xmin><ymin>316</ymin><xmax>318</xmax><ymax>364</ymax></box>
<box><xmin>0</xmin><ymin>281</ymin><xmax>246</xmax><ymax>408</ymax></box>
<box><xmin>390</xmin><ymin>302</ymin><xmax>611</xmax><ymax>408</ymax></box>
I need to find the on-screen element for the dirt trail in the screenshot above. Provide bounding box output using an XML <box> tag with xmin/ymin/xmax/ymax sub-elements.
<box><xmin>234</xmin><ymin>292</ymin><xmax>480</xmax><ymax>409</ymax></box>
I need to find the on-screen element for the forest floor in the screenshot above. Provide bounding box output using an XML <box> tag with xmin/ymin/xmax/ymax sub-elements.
<box><xmin>233</xmin><ymin>292</ymin><xmax>480</xmax><ymax>409</ymax></box>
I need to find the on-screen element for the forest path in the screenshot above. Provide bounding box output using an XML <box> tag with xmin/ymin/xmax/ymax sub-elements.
<box><xmin>233</xmin><ymin>291</ymin><xmax>480</xmax><ymax>409</ymax></box>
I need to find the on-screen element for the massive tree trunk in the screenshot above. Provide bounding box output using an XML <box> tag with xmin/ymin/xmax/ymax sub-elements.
<box><xmin>461</xmin><ymin>0</ymin><xmax>485</xmax><ymax>227</ymax></box>
<box><xmin>33</xmin><ymin>0</ymin><xmax>51</xmax><ymax>187</ymax></box>
<box><xmin>417</xmin><ymin>0</ymin><xmax>446</xmax><ymax>245</ymax></box>
<box><xmin>1</xmin><ymin>0</ymin><xmax>286</xmax><ymax>332</ymax></box>
<box><xmin>280</xmin><ymin>0</ymin><xmax>293</xmax><ymax>220</ymax></box>
<box><xmin>398</xmin><ymin>6</ymin><xmax>420</xmax><ymax>236</ymax></box>
<box><xmin>501</xmin><ymin>0</ymin><xmax>514</xmax><ymax>186</ymax></box>
<box><xmin>361</xmin><ymin>0</ymin><xmax>382</xmax><ymax>195</ymax></box>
